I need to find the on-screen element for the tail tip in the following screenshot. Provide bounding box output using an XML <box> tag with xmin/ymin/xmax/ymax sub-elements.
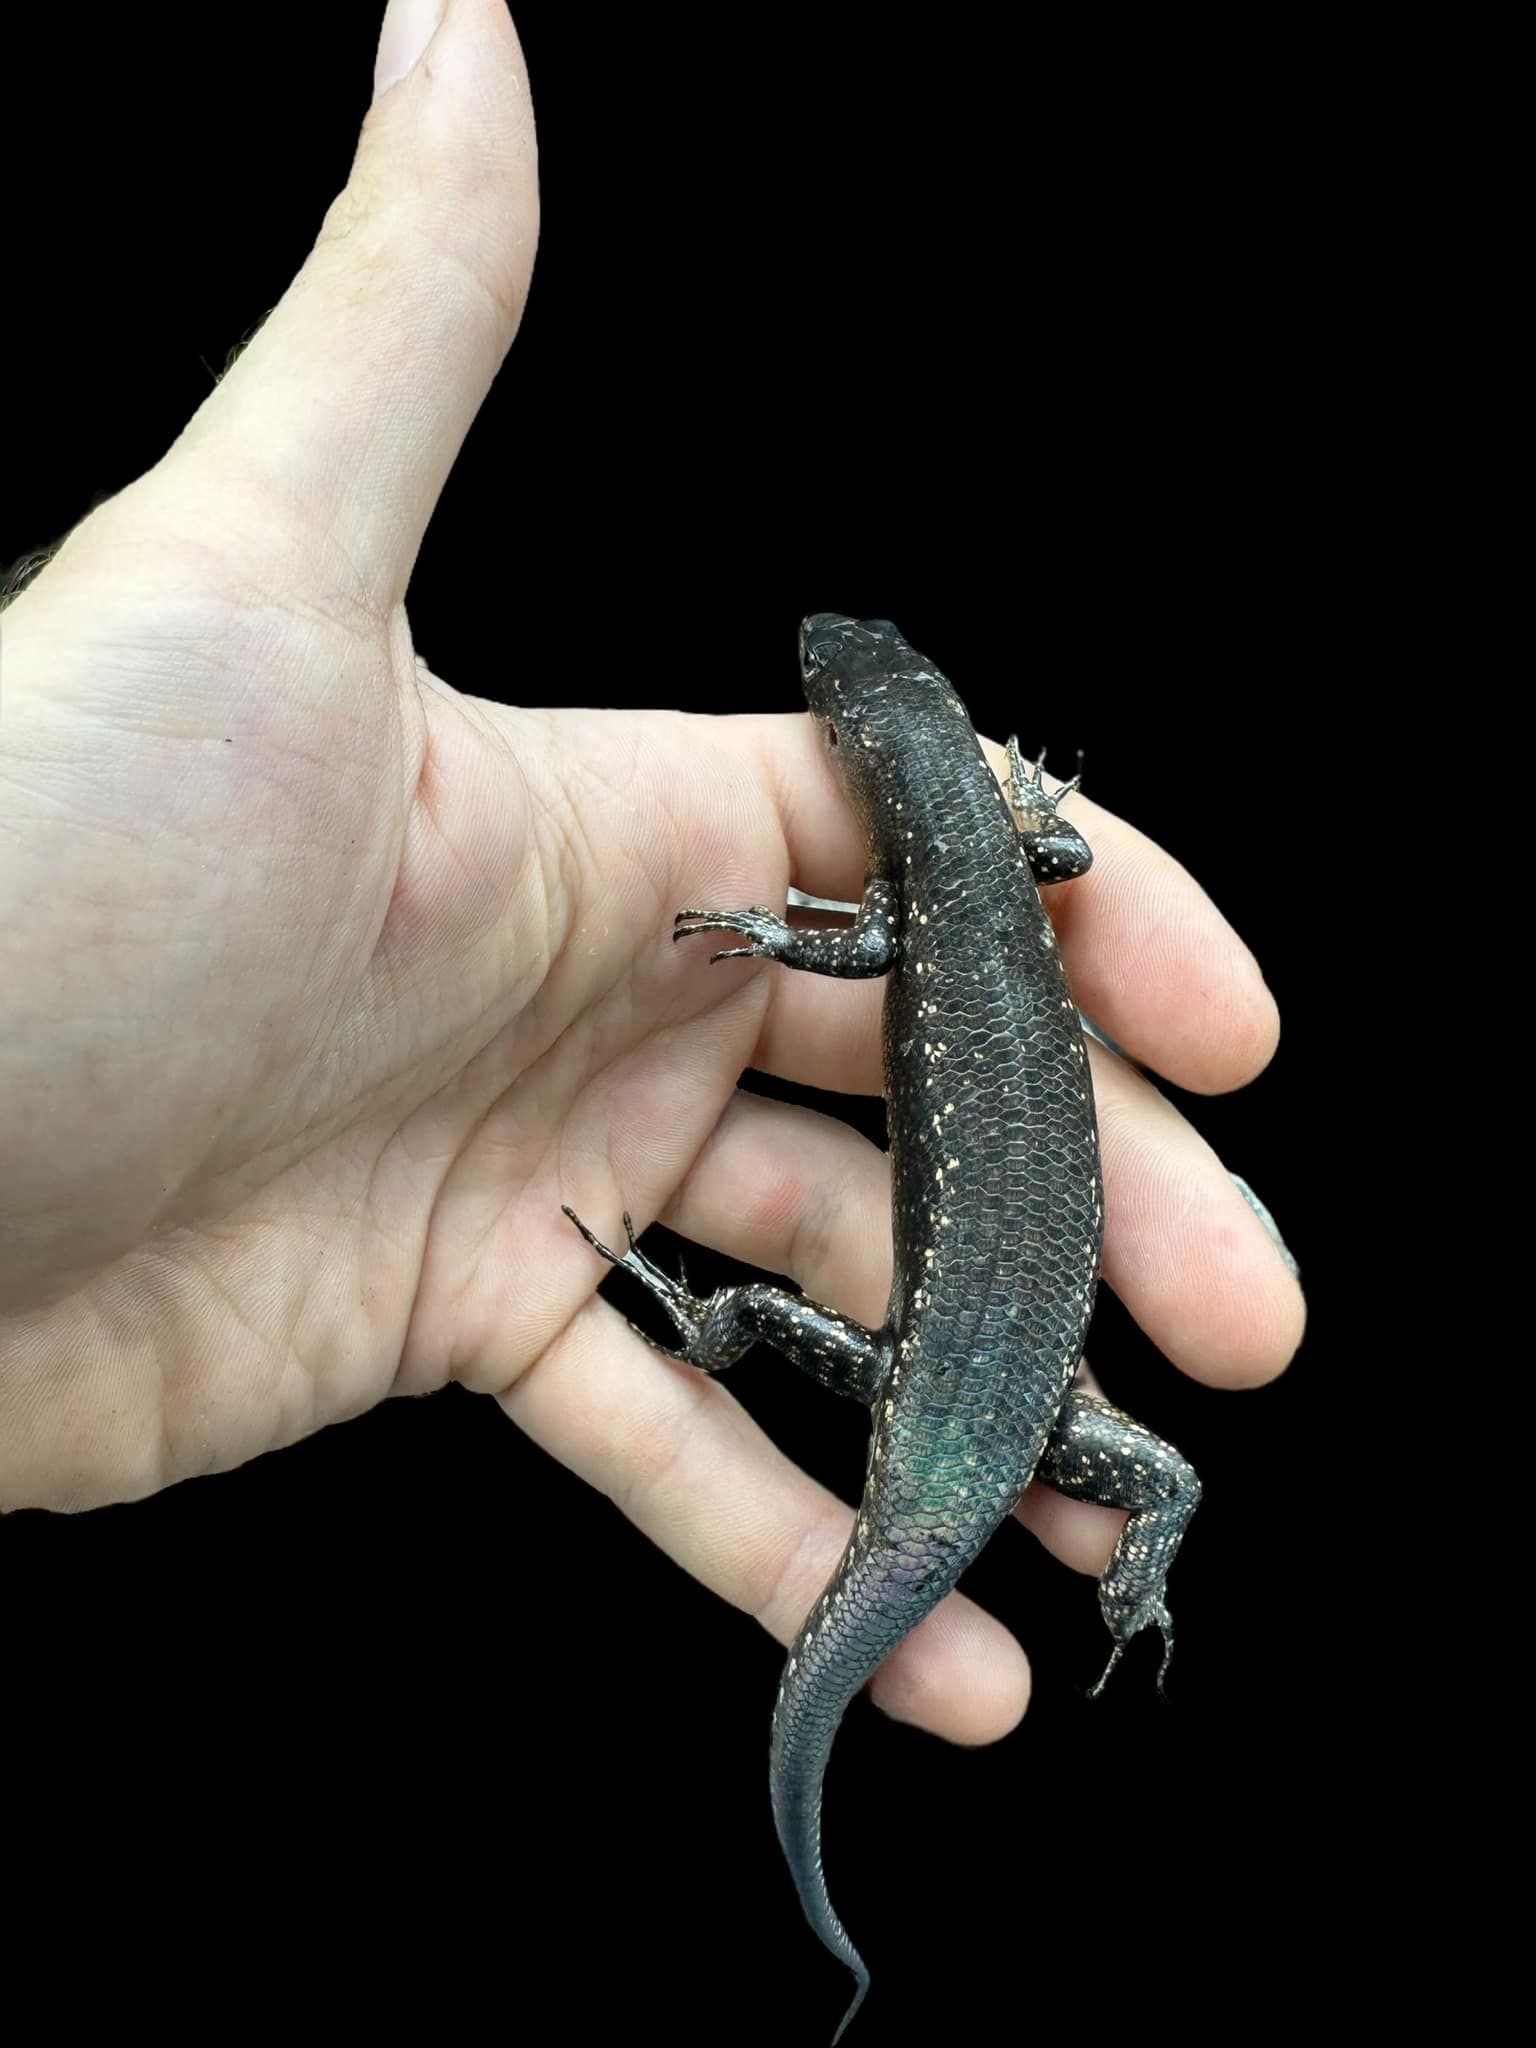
<box><xmin>830</xmin><ymin>1961</ymin><xmax>870</xmax><ymax>2045</ymax></box>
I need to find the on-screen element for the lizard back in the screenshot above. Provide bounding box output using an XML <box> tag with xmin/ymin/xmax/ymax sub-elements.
<box><xmin>768</xmin><ymin>620</ymin><xmax>1102</xmax><ymax>2038</ymax></box>
<box><xmin>567</xmin><ymin>614</ymin><xmax>1201</xmax><ymax>2043</ymax></box>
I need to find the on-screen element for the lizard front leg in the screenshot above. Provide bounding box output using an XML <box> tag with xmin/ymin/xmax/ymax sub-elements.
<box><xmin>562</xmin><ymin>1206</ymin><xmax>887</xmax><ymax>1403</ymax></box>
<box><xmin>1005</xmin><ymin>737</ymin><xmax>1093</xmax><ymax>884</ymax></box>
<box><xmin>673</xmin><ymin>873</ymin><xmax>898</xmax><ymax>978</ymax></box>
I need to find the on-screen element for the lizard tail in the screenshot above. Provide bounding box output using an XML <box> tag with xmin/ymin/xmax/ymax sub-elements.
<box><xmin>770</xmin><ymin>1661</ymin><xmax>871</xmax><ymax>2044</ymax></box>
<box><xmin>770</xmin><ymin>1544</ymin><xmax>959</xmax><ymax>2043</ymax></box>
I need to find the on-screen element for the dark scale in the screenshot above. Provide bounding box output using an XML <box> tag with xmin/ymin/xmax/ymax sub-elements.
<box><xmin>563</xmin><ymin>614</ymin><xmax>1201</xmax><ymax>2042</ymax></box>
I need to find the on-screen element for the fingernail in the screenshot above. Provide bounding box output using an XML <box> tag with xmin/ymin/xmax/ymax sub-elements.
<box><xmin>1228</xmin><ymin>1174</ymin><xmax>1300</xmax><ymax>1280</ymax></box>
<box><xmin>1076</xmin><ymin>1008</ymin><xmax>1141</xmax><ymax>1070</ymax></box>
<box><xmin>374</xmin><ymin>0</ymin><xmax>444</xmax><ymax>102</ymax></box>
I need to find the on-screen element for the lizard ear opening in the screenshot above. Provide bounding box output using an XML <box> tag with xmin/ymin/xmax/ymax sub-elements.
<box><xmin>826</xmin><ymin>723</ymin><xmax>840</xmax><ymax>749</ymax></box>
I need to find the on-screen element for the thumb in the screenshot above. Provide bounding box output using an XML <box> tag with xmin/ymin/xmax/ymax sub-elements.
<box><xmin>167</xmin><ymin>0</ymin><xmax>538</xmax><ymax>613</ymax></box>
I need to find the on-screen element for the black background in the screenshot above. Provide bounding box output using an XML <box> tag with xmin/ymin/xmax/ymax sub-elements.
<box><xmin>2</xmin><ymin>8</ymin><xmax>1357</xmax><ymax>2040</ymax></box>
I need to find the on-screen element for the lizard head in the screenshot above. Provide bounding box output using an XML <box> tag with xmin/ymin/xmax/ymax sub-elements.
<box><xmin>798</xmin><ymin>613</ymin><xmax>905</xmax><ymax>719</ymax></box>
<box><xmin>798</xmin><ymin>611</ymin><xmax>974</xmax><ymax>780</ymax></box>
<box><xmin>797</xmin><ymin>611</ymin><xmax>949</xmax><ymax>729</ymax></box>
<box><xmin>797</xmin><ymin>615</ymin><xmax>1093</xmax><ymax>883</ymax></box>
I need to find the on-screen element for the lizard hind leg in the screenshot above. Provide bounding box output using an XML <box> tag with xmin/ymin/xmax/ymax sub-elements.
<box><xmin>561</xmin><ymin>1204</ymin><xmax>888</xmax><ymax>1399</ymax></box>
<box><xmin>1036</xmin><ymin>1389</ymin><xmax>1201</xmax><ymax>1698</ymax></box>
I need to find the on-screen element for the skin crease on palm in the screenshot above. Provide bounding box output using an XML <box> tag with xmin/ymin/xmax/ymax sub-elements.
<box><xmin>0</xmin><ymin>0</ymin><xmax>1303</xmax><ymax>1744</ymax></box>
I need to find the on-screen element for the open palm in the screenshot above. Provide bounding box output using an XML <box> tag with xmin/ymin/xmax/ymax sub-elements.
<box><xmin>0</xmin><ymin>0</ymin><xmax>1300</xmax><ymax>1745</ymax></box>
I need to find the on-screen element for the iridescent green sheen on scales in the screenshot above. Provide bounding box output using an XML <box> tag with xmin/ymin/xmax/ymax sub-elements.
<box><xmin>563</xmin><ymin>614</ymin><xmax>1201</xmax><ymax>2042</ymax></box>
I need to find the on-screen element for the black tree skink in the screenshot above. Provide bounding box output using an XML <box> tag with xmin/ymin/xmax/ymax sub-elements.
<box><xmin>564</xmin><ymin>613</ymin><xmax>1201</xmax><ymax>2040</ymax></box>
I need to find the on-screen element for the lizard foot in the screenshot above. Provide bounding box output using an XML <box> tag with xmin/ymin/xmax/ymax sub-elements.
<box><xmin>1087</xmin><ymin>1600</ymin><xmax>1176</xmax><ymax>1701</ymax></box>
<box><xmin>561</xmin><ymin>1205</ymin><xmax>702</xmax><ymax>1360</ymax></box>
<box><xmin>1004</xmin><ymin>736</ymin><xmax>1093</xmax><ymax>882</ymax></box>
<box><xmin>562</xmin><ymin>1202</ymin><xmax>782</xmax><ymax>1379</ymax></box>
<box><xmin>673</xmin><ymin>903</ymin><xmax>789</xmax><ymax>963</ymax></box>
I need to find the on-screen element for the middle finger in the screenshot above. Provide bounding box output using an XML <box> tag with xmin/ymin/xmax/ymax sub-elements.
<box><xmin>665</xmin><ymin>1064</ymin><xmax>1301</xmax><ymax>1399</ymax></box>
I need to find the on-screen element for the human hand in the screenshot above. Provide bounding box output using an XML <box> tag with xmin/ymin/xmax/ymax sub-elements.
<box><xmin>0</xmin><ymin>0</ymin><xmax>1301</xmax><ymax>1747</ymax></box>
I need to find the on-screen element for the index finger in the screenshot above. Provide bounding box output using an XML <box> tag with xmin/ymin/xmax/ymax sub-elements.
<box><xmin>736</xmin><ymin>712</ymin><xmax>1278</xmax><ymax>1098</ymax></box>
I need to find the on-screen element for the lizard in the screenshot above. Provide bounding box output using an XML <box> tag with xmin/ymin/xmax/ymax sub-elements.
<box><xmin>562</xmin><ymin>613</ymin><xmax>1202</xmax><ymax>2041</ymax></box>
